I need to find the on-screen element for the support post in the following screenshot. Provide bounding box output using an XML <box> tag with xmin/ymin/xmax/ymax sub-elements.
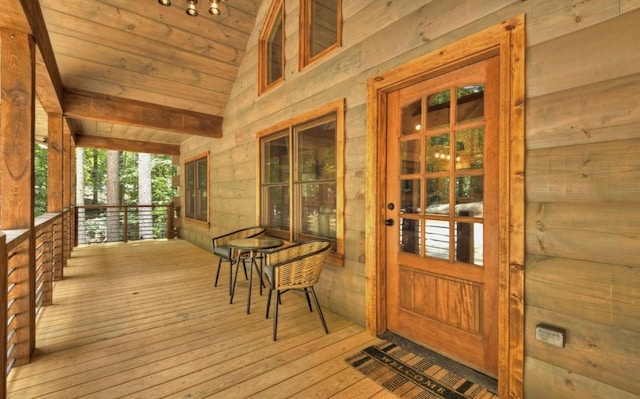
<box><xmin>0</xmin><ymin>28</ymin><xmax>37</xmax><ymax>365</ymax></box>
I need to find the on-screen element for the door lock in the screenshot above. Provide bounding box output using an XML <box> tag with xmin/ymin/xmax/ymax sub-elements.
<box><xmin>384</xmin><ymin>219</ymin><xmax>394</xmax><ymax>226</ymax></box>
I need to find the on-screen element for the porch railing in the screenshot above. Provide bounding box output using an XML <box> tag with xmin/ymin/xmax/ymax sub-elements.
<box><xmin>1</xmin><ymin>209</ymin><xmax>72</xmax><ymax>397</ymax></box>
<box><xmin>75</xmin><ymin>204</ymin><xmax>175</xmax><ymax>245</ymax></box>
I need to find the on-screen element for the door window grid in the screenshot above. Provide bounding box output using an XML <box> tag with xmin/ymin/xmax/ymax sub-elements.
<box><xmin>399</xmin><ymin>85</ymin><xmax>486</xmax><ymax>266</ymax></box>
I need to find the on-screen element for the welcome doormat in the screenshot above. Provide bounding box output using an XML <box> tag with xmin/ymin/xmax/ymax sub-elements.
<box><xmin>346</xmin><ymin>342</ymin><xmax>498</xmax><ymax>399</ymax></box>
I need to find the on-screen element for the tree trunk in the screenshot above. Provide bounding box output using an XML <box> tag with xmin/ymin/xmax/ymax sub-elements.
<box><xmin>106</xmin><ymin>150</ymin><xmax>120</xmax><ymax>242</ymax></box>
<box><xmin>138</xmin><ymin>153</ymin><xmax>153</xmax><ymax>239</ymax></box>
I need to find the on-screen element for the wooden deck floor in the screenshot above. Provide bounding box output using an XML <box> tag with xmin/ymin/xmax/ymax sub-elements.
<box><xmin>7</xmin><ymin>240</ymin><xmax>394</xmax><ymax>398</ymax></box>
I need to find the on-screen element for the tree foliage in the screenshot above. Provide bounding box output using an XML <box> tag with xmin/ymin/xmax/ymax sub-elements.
<box><xmin>34</xmin><ymin>147</ymin><xmax>177</xmax><ymax>217</ymax></box>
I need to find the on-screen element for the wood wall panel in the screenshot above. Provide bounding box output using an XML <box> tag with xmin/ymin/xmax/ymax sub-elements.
<box><xmin>526</xmin><ymin>138</ymin><xmax>640</xmax><ymax>203</ymax></box>
<box><xmin>526</xmin><ymin>201</ymin><xmax>640</xmax><ymax>267</ymax></box>
<box><xmin>525</xmin><ymin>305</ymin><xmax>640</xmax><ymax>395</ymax></box>
<box><xmin>527</xmin><ymin>73</ymin><xmax>640</xmax><ymax>150</ymax></box>
<box><xmin>525</xmin><ymin>357</ymin><xmax>640</xmax><ymax>399</ymax></box>
<box><xmin>526</xmin><ymin>255</ymin><xmax>640</xmax><ymax>331</ymax></box>
<box><xmin>622</xmin><ymin>0</ymin><xmax>640</xmax><ymax>13</ymax></box>
<box><xmin>527</xmin><ymin>9</ymin><xmax>640</xmax><ymax>98</ymax></box>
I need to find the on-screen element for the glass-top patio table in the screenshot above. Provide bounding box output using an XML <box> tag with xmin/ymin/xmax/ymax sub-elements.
<box><xmin>228</xmin><ymin>237</ymin><xmax>284</xmax><ymax>314</ymax></box>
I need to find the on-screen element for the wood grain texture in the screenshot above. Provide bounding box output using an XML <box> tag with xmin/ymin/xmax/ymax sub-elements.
<box><xmin>526</xmin><ymin>138</ymin><xmax>640</xmax><ymax>204</ymax></box>
<box><xmin>526</xmin><ymin>255</ymin><xmax>640</xmax><ymax>331</ymax></box>
<box><xmin>526</xmin><ymin>305</ymin><xmax>640</xmax><ymax>395</ymax></box>
<box><xmin>6</xmin><ymin>240</ymin><xmax>384</xmax><ymax>398</ymax></box>
<box><xmin>527</xmin><ymin>73</ymin><xmax>640</xmax><ymax>150</ymax></box>
<box><xmin>64</xmin><ymin>91</ymin><xmax>222</xmax><ymax>138</ymax></box>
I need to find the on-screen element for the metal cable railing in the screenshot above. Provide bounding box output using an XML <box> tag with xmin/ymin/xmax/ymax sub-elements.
<box><xmin>75</xmin><ymin>205</ymin><xmax>175</xmax><ymax>245</ymax></box>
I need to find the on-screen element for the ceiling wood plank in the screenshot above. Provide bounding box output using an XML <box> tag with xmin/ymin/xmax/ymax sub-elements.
<box><xmin>55</xmin><ymin>54</ymin><xmax>228</xmax><ymax>108</ymax></box>
<box><xmin>64</xmin><ymin>76</ymin><xmax>225</xmax><ymax>116</ymax></box>
<box><xmin>64</xmin><ymin>91</ymin><xmax>222</xmax><ymax>138</ymax></box>
<box><xmin>75</xmin><ymin>134</ymin><xmax>180</xmax><ymax>156</ymax></box>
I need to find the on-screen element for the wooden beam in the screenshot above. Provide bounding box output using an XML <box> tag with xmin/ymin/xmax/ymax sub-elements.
<box><xmin>64</xmin><ymin>91</ymin><xmax>223</xmax><ymax>138</ymax></box>
<box><xmin>75</xmin><ymin>134</ymin><xmax>180</xmax><ymax>156</ymax></box>
<box><xmin>0</xmin><ymin>0</ymin><xmax>64</xmax><ymax>112</ymax></box>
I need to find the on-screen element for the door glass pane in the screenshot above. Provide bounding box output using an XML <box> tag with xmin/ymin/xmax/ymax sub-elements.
<box><xmin>301</xmin><ymin>182</ymin><xmax>336</xmax><ymax>238</ymax></box>
<box><xmin>426</xmin><ymin>134</ymin><xmax>450</xmax><ymax>173</ymax></box>
<box><xmin>400</xmin><ymin>179</ymin><xmax>420</xmax><ymax>214</ymax></box>
<box><xmin>427</xmin><ymin>90</ymin><xmax>451</xmax><ymax>130</ymax></box>
<box><xmin>455</xmin><ymin>221</ymin><xmax>483</xmax><ymax>266</ymax></box>
<box><xmin>456</xmin><ymin>127</ymin><xmax>484</xmax><ymax>170</ymax></box>
<box><xmin>426</xmin><ymin>177</ymin><xmax>449</xmax><ymax>215</ymax></box>
<box><xmin>400</xmin><ymin>218</ymin><xmax>420</xmax><ymax>255</ymax></box>
<box><xmin>401</xmin><ymin>99</ymin><xmax>422</xmax><ymax>136</ymax></box>
<box><xmin>401</xmin><ymin>139</ymin><xmax>420</xmax><ymax>174</ymax></box>
<box><xmin>264</xmin><ymin>134</ymin><xmax>289</xmax><ymax>183</ymax></box>
<box><xmin>425</xmin><ymin>219</ymin><xmax>449</xmax><ymax>260</ymax></box>
<box><xmin>457</xmin><ymin>84</ymin><xmax>484</xmax><ymax>123</ymax></box>
<box><xmin>455</xmin><ymin>176</ymin><xmax>483</xmax><ymax>217</ymax></box>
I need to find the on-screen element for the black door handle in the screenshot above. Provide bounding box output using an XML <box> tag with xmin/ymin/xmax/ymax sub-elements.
<box><xmin>385</xmin><ymin>219</ymin><xmax>394</xmax><ymax>226</ymax></box>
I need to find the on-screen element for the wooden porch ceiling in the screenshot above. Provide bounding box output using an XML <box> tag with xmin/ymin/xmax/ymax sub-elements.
<box><xmin>1</xmin><ymin>0</ymin><xmax>262</xmax><ymax>155</ymax></box>
<box><xmin>6</xmin><ymin>240</ymin><xmax>388</xmax><ymax>398</ymax></box>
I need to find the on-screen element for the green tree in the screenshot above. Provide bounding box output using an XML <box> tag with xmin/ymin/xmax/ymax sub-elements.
<box><xmin>35</xmin><ymin>145</ymin><xmax>48</xmax><ymax>216</ymax></box>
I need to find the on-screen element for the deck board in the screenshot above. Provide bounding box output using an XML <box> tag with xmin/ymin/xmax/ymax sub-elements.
<box><xmin>7</xmin><ymin>240</ymin><xmax>387</xmax><ymax>398</ymax></box>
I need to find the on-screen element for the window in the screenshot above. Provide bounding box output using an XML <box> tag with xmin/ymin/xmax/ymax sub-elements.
<box><xmin>185</xmin><ymin>154</ymin><xmax>208</xmax><ymax>222</ymax></box>
<box><xmin>258</xmin><ymin>100</ymin><xmax>345</xmax><ymax>262</ymax></box>
<box><xmin>259</xmin><ymin>0</ymin><xmax>285</xmax><ymax>94</ymax></box>
<box><xmin>299</xmin><ymin>0</ymin><xmax>342</xmax><ymax>68</ymax></box>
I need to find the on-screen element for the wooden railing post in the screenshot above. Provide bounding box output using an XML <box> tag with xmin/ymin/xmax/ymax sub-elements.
<box><xmin>167</xmin><ymin>204</ymin><xmax>174</xmax><ymax>239</ymax></box>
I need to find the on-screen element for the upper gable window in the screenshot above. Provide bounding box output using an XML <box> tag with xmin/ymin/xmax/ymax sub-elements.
<box><xmin>259</xmin><ymin>0</ymin><xmax>285</xmax><ymax>94</ymax></box>
<box><xmin>299</xmin><ymin>0</ymin><xmax>342</xmax><ymax>68</ymax></box>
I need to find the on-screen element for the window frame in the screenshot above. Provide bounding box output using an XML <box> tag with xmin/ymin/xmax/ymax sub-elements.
<box><xmin>258</xmin><ymin>0</ymin><xmax>286</xmax><ymax>95</ymax></box>
<box><xmin>184</xmin><ymin>152</ymin><xmax>209</xmax><ymax>224</ymax></box>
<box><xmin>299</xmin><ymin>0</ymin><xmax>342</xmax><ymax>69</ymax></box>
<box><xmin>257</xmin><ymin>99</ymin><xmax>345</xmax><ymax>265</ymax></box>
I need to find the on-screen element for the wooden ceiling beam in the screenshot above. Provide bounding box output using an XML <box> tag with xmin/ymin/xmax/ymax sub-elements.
<box><xmin>64</xmin><ymin>91</ymin><xmax>223</xmax><ymax>138</ymax></box>
<box><xmin>75</xmin><ymin>134</ymin><xmax>180</xmax><ymax>156</ymax></box>
<box><xmin>0</xmin><ymin>0</ymin><xmax>65</xmax><ymax>113</ymax></box>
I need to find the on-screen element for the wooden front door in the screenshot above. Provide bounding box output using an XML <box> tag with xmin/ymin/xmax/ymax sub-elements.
<box><xmin>385</xmin><ymin>56</ymin><xmax>500</xmax><ymax>376</ymax></box>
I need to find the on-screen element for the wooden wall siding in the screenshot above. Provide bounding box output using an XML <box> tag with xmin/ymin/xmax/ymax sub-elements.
<box><xmin>178</xmin><ymin>1</ymin><xmax>640</xmax><ymax>397</ymax></box>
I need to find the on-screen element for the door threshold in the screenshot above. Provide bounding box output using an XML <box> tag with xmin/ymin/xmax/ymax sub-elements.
<box><xmin>379</xmin><ymin>331</ymin><xmax>498</xmax><ymax>395</ymax></box>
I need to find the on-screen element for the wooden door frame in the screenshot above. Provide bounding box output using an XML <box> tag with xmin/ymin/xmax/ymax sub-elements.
<box><xmin>365</xmin><ymin>16</ymin><xmax>525</xmax><ymax>398</ymax></box>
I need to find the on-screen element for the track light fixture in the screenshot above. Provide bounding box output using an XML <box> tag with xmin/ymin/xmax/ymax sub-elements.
<box><xmin>157</xmin><ymin>0</ymin><xmax>223</xmax><ymax>17</ymax></box>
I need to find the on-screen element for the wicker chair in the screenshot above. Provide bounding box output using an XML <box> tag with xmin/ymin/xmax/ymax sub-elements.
<box><xmin>263</xmin><ymin>240</ymin><xmax>332</xmax><ymax>341</ymax></box>
<box><xmin>211</xmin><ymin>226</ymin><xmax>265</xmax><ymax>294</ymax></box>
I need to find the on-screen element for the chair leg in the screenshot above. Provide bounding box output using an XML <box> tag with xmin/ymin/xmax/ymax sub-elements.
<box><xmin>303</xmin><ymin>287</ymin><xmax>313</xmax><ymax>312</ymax></box>
<box><xmin>241</xmin><ymin>258</ymin><xmax>249</xmax><ymax>280</ymax></box>
<box><xmin>214</xmin><ymin>258</ymin><xmax>222</xmax><ymax>287</ymax></box>
<box><xmin>265</xmin><ymin>288</ymin><xmax>273</xmax><ymax>319</ymax></box>
<box><xmin>230</xmin><ymin>258</ymin><xmax>242</xmax><ymax>304</ymax></box>
<box><xmin>273</xmin><ymin>290</ymin><xmax>280</xmax><ymax>341</ymax></box>
<box><xmin>310</xmin><ymin>287</ymin><xmax>329</xmax><ymax>334</ymax></box>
